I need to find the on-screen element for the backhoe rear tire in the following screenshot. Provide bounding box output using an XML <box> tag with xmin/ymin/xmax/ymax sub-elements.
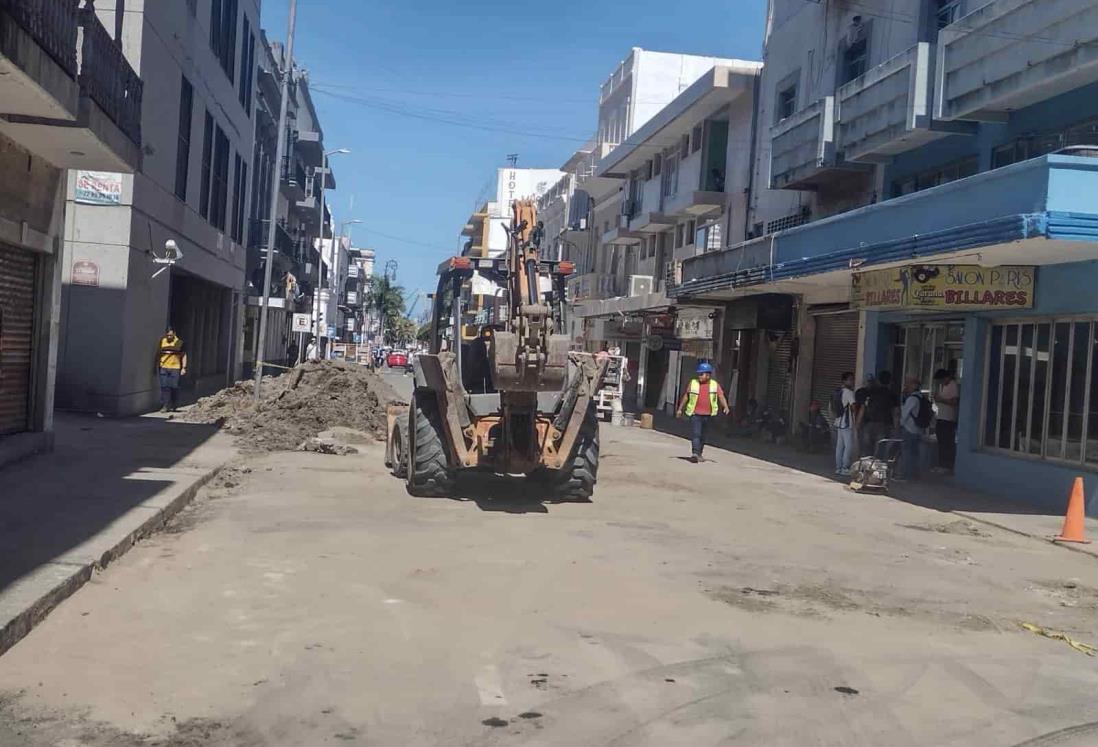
<box><xmin>545</xmin><ymin>404</ymin><xmax>599</xmax><ymax>501</ymax></box>
<box><xmin>407</xmin><ymin>390</ymin><xmax>455</xmax><ymax>497</ymax></box>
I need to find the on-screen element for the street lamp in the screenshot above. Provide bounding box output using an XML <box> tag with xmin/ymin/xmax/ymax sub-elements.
<box><xmin>312</xmin><ymin>148</ymin><xmax>350</xmax><ymax>356</ymax></box>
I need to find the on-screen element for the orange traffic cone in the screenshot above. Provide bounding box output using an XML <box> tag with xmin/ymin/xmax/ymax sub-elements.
<box><xmin>1054</xmin><ymin>477</ymin><xmax>1091</xmax><ymax>544</ymax></box>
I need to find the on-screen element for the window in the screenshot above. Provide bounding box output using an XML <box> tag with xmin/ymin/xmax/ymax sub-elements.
<box><xmin>210</xmin><ymin>128</ymin><xmax>230</xmax><ymax>231</ymax></box>
<box><xmin>991</xmin><ymin>116</ymin><xmax>1098</xmax><ymax>170</ymax></box>
<box><xmin>691</xmin><ymin>124</ymin><xmax>703</xmax><ymax>154</ymax></box>
<box><xmin>653</xmin><ymin>153</ymin><xmax>661</xmax><ymax>176</ymax></box>
<box><xmin>776</xmin><ymin>84</ymin><xmax>797</xmax><ymax>123</ymax></box>
<box><xmin>984</xmin><ymin>319</ymin><xmax>1098</xmax><ymax>467</ymax></box>
<box><xmin>679</xmin><ymin>134</ymin><xmax>690</xmax><ymax>160</ymax></box>
<box><xmin>675</xmin><ymin>223</ymin><xmax>685</xmax><ymax>249</ymax></box>
<box><xmin>210</xmin><ymin>0</ymin><xmax>238</xmax><ymax>82</ymax></box>
<box><xmin>766</xmin><ymin>208</ymin><xmax>811</xmax><ymax>234</ymax></box>
<box><xmin>644</xmin><ymin>160</ymin><xmax>653</xmax><ymax>181</ymax></box>
<box><xmin>661</xmin><ymin>152</ymin><xmax>679</xmax><ymax>198</ymax></box>
<box><xmin>687</xmin><ymin>219</ymin><xmax>696</xmax><ymax>245</ymax></box>
<box><xmin>231</xmin><ymin>154</ymin><xmax>244</xmax><ymax>243</ymax></box>
<box><xmin>199</xmin><ymin>111</ymin><xmax>214</xmax><ymax>219</ymax></box>
<box><xmin>936</xmin><ymin>0</ymin><xmax>964</xmax><ymax>29</ymax></box>
<box><xmin>841</xmin><ymin>36</ymin><xmax>869</xmax><ymax>85</ymax></box>
<box><xmin>239</xmin><ymin>24</ymin><xmax>255</xmax><ymax>115</ymax></box>
<box><xmin>890</xmin><ymin>156</ymin><xmax>978</xmax><ymax>198</ymax></box>
<box><xmin>174</xmin><ymin>75</ymin><xmax>194</xmax><ymax>202</ymax></box>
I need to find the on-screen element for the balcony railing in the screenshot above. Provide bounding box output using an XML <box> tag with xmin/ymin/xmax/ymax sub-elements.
<box><xmin>836</xmin><ymin>42</ymin><xmax>942</xmax><ymax>162</ymax></box>
<box><xmin>248</xmin><ymin>218</ymin><xmax>298</xmax><ymax>260</ymax></box>
<box><xmin>0</xmin><ymin>0</ymin><xmax>79</xmax><ymax>77</ymax></box>
<box><xmin>78</xmin><ymin>8</ymin><xmax>142</xmax><ymax>143</ymax></box>
<box><xmin>770</xmin><ymin>96</ymin><xmax>836</xmax><ymax>190</ymax></box>
<box><xmin>936</xmin><ymin>0</ymin><xmax>1098</xmax><ymax>122</ymax></box>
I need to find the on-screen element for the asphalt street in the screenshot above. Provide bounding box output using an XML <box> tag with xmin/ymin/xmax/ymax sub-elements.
<box><xmin>1</xmin><ymin>365</ymin><xmax>1097</xmax><ymax>745</ymax></box>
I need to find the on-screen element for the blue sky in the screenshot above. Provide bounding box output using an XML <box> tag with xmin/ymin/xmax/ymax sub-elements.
<box><xmin>262</xmin><ymin>0</ymin><xmax>766</xmax><ymax>305</ymax></box>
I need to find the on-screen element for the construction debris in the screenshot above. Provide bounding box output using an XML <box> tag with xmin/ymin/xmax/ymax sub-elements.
<box><xmin>1020</xmin><ymin>622</ymin><xmax>1097</xmax><ymax>656</ymax></box>
<box><xmin>180</xmin><ymin>360</ymin><xmax>401</xmax><ymax>453</ymax></box>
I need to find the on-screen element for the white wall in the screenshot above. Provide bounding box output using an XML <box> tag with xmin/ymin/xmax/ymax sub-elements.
<box><xmin>749</xmin><ymin>0</ymin><xmax>925</xmax><ymax>228</ymax></box>
<box><xmin>59</xmin><ymin>0</ymin><xmax>258</xmax><ymax>414</ymax></box>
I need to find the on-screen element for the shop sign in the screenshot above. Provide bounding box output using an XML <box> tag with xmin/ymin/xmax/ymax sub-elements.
<box><xmin>71</xmin><ymin>260</ymin><xmax>100</xmax><ymax>287</ymax></box>
<box><xmin>852</xmin><ymin>264</ymin><xmax>1035</xmax><ymax>310</ymax></box>
<box><xmin>74</xmin><ymin>171</ymin><xmax>123</xmax><ymax>205</ymax></box>
<box><xmin>675</xmin><ymin>307</ymin><xmax>717</xmax><ymax>340</ymax></box>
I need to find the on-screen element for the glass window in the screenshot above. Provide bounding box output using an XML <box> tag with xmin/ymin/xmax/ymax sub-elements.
<box><xmin>984</xmin><ymin>319</ymin><xmax>1098</xmax><ymax>465</ymax></box>
<box><xmin>777</xmin><ymin>85</ymin><xmax>797</xmax><ymax>123</ymax></box>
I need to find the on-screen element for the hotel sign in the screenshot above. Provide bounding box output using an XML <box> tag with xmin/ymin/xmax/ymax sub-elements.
<box><xmin>853</xmin><ymin>264</ymin><xmax>1035</xmax><ymax>310</ymax></box>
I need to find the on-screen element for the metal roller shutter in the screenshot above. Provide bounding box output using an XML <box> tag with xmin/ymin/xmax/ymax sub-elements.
<box><xmin>811</xmin><ymin>309</ymin><xmax>859</xmax><ymax>423</ymax></box>
<box><xmin>0</xmin><ymin>243</ymin><xmax>36</xmax><ymax>436</ymax></box>
<box><xmin>766</xmin><ymin>332</ymin><xmax>793</xmax><ymax>417</ymax></box>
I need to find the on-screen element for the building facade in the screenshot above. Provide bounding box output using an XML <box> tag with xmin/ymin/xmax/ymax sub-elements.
<box><xmin>242</xmin><ymin>33</ymin><xmax>333</xmax><ymax>375</ymax></box>
<box><xmin>672</xmin><ymin>0</ymin><xmax>1098</xmax><ymax>514</ymax></box>
<box><xmin>0</xmin><ymin>0</ymin><xmax>143</xmax><ymax>464</ymax></box>
<box><xmin>57</xmin><ymin>0</ymin><xmax>260</xmax><ymax>414</ymax></box>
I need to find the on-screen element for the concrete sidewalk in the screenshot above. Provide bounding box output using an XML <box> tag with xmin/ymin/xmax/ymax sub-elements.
<box><xmin>0</xmin><ymin>412</ymin><xmax>236</xmax><ymax>656</ymax></box>
<box><xmin>647</xmin><ymin>412</ymin><xmax>1098</xmax><ymax>559</ymax></box>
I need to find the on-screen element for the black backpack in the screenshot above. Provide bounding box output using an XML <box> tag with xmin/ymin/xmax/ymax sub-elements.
<box><xmin>830</xmin><ymin>387</ymin><xmax>846</xmax><ymax>421</ymax></box>
<box><xmin>910</xmin><ymin>394</ymin><xmax>933</xmax><ymax>429</ymax></box>
<box><xmin>865</xmin><ymin>386</ymin><xmax>893</xmax><ymax>423</ymax></box>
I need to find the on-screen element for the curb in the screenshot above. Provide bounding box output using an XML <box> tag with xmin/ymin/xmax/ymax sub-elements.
<box><xmin>0</xmin><ymin>463</ymin><xmax>227</xmax><ymax>658</ymax></box>
<box><xmin>951</xmin><ymin>511</ymin><xmax>1098</xmax><ymax>560</ymax></box>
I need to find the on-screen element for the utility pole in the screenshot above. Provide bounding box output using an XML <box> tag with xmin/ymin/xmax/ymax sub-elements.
<box><xmin>253</xmin><ymin>0</ymin><xmax>297</xmax><ymax>402</ymax></box>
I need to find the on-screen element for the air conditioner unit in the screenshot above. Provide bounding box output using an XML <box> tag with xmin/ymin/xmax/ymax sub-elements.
<box><xmin>629</xmin><ymin>275</ymin><xmax>654</xmax><ymax>297</ymax></box>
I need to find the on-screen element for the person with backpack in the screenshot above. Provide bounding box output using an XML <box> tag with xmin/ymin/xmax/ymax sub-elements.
<box><xmin>899</xmin><ymin>375</ymin><xmax>932</xmax><ymax>480</ymax></box>
<box><xmin>860</xmin><ymin>370</ymin><xmax>899</xmax><ymax>457</ymax></box>
<box><xmin>833</xmin><ymin>372</ymin><xmax>857</xmax><ymax>476</ymax></box>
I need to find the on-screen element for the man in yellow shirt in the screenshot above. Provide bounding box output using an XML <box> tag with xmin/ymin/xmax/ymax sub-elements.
<box><xmin>157</xmin><ymin>326</ymin><xmax>187</xmax><ymax>412</ymax></box>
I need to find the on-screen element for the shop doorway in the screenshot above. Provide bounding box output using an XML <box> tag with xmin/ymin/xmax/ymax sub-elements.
<box><xmin>169</xmin><ymin>271</ymin><xmax>233</xmax><ymax>398</ymax></box>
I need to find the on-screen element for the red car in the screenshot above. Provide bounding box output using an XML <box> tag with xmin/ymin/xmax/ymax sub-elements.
<box><xmin>386</xmin><ymin>350</ymin><xmax>409</xmax><ymax>368</ymax></box>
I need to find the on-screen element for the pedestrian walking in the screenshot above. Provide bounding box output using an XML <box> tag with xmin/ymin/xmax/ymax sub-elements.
<box><xmin>832</xmin><ymin>371</ymin><xmax>857</xmax><ymax>475</ymax></box>
<box><xmin>156</xmin><ymin>326</ymin><xmax>187</xmax><ymax>412</ymax></box>
<box><xmin>676</xmin><ymin>361</ymin><xmax>730</xmax><ymax>463</ymax></box>
<box><xmin>899</xmin><ymin>375</ymin><xmax>932</xmax><ymax>480</ymax></box>
<box><xmin>859</xmin><ymin>370</ymin><xmax>898</xmax><ymax>456</ymax></box>
<box><xmin>932</xmin><ymin>368</ymin><xmax>959</xmax><ymax>474</ymax></box>
<box><xmin>305</xmin><ymin>336</ymin><xmax>320</xmax><ymax>362</ymax></box>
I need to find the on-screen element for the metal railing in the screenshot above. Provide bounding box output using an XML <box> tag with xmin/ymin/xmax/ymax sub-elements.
<box><xmin>0</xmin><ymin>0</ymin><xmax>79</xmax><ymax>77</ymax></box>
<box><xmin>78</xmin><ymin>7</ymin><xmax>142</xmax><ymax>144</ymax></box>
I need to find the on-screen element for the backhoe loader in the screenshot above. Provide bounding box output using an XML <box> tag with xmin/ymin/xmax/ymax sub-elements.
<box><xmin>385</xmin><ymin>200</ymin><xmax>605</xmax><ymax>499</ymax></box>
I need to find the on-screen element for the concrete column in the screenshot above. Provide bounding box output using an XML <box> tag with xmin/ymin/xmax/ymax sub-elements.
<box><xmin>790</xmin><ymin>302</ymin><xmax>815</xmax><ymax>428</ymax></box>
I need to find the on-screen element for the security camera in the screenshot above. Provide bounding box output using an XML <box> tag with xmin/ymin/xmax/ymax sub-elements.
<box><xmin>164</xmin><ymin>239</ymin><xmax>183</xmax><ymax>261</ymax></box>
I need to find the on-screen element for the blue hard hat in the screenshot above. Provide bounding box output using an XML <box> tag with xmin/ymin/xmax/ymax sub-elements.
<box><xmin>696</xmin><ymin>362</ymin><xmax>714</xmax><ymax>375</ymax></box>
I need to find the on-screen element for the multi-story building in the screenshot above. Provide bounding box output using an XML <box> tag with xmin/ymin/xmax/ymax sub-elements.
<box><xmin>580</xmin><ymin>62</ymin><xmax>762</xmax><ymax>413</ymax></box>
<box><xmin>343</xmin><ymin>246</ymin><xmax>373</xmax><ymax>344</ymax></box>
<box><xmin>242</xmin><ymin>33</ymin><xmax>334</xmax><ymax>375</ymax></box>
<box><xmin>564</xmin><ymin>48</ymin><xmax>759</xmax><ymax>407</ymax></box>
<box><xmin>0</xmin><ymin>0</ymin><xmax>143</xmax><ymax>465</ymax></box>
<box><xmin>57</xmin><ymin>0</ymin><xmax>260</xmax><ymax>414</ymax></box>
<box><xmin>673</xmin><ymin>0</ymin><xmax>1098</xmax><ymax>513</ymax></box>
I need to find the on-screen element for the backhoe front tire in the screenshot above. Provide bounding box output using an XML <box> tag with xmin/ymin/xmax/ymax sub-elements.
<box><xmin>407</xmin><ymin>391</ymin><xmax>455</xmax><ymax>497</ymax></box>
<box><xmin>546</xmin><ymin>404</ymin><xmax>599</xmax><ymax>501</ymax></box>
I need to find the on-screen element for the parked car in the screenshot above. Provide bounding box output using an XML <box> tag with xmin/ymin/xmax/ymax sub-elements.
<box><xmin>386</xmin><ymin>350</ymin><xmax>409</xmax><ymax>368</ymax></box>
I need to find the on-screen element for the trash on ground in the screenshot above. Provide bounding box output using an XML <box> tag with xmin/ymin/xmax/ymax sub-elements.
<box><xmin>1020</xmin><ymin>622</ymin><xmax>1097</xmax><ymax>656</ymax></box>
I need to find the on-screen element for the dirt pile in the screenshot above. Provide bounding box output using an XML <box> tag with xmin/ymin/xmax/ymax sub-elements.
<box><xmin>181</xmin><ymin>360</ymin><xmax>401</xmax><ymax>453</ymax></box>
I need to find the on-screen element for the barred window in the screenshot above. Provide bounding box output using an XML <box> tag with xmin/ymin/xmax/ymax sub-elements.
<box><xmin>984</xmin><ymin>319</ymin><xmax>1098</xmax><ymax>466</ymax></box>
<box><xmin>766</xmin><ymin>209</ymin><xmax>810</xmax><ymax>234</ymax></box>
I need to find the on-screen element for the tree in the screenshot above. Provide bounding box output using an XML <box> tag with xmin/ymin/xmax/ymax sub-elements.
<box><xmin>365</xmin><ymin>276</ymin><xmax>405</xmax><ymax>343</ymax></box>
<box><xmin>390</xmin><ymin>316</ymin><xmax>418</xmax><ymax>345</ymax></box>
